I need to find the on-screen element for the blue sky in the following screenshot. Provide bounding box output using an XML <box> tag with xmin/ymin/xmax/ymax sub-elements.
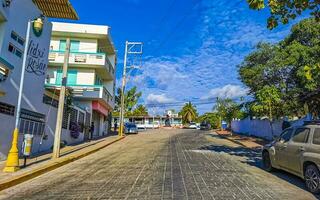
<box><xmin>61</xmin><ymin>0</ymin><xmax>301</xmax><ymax>114</ymax></box>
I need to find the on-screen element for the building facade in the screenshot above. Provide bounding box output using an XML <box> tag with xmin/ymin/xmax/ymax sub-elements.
<box><xmin>112</xmin><ymin>110</ymin><xmax>183</xmax><ymax>129</ymax></box>
<box><xmin>45</xmin><ymin>22</ymin><xmax>116</xmax><ymax>140</ymax></box>
<box><xmin>0</xmin><ymin>0</ymin><xmax>77</xmax><ymax>160</ymax></box>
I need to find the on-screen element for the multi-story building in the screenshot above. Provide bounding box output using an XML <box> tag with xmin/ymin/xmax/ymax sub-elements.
<box><xmin>0</xmin><ymin>0</ymin><xmax>78</xmax><ymax>160</ymax></box>
<box><xmin>45</xmin><ymin>22</ymin><xmax>116</xmax><ymax>140</ymax></box>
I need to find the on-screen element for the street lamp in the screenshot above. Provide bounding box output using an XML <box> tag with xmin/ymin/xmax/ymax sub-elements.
<box><xmin>3</xmin><ymin>17</ymin><xmax>44</xmax><ymax>172</ymax></box>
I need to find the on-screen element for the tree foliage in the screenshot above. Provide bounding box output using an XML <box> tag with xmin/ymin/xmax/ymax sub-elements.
<box><xmin>251</xmin><ymin>86</ymin><xmax>282</xmax><ymax>120</ymax></box>
<box><xmin>197</xmin><ymin>113</ymin><xmax>220</xmax><ymax>129</ymax></box>
<box><xmin>239</xmin><ymin>18</ymin><xmax>320</xmax><ymax>118</ymax></box>
<box><xmin>179</xmin><ymin>102</ymin><xmax>198</xmax><ymax>124</ymax></box>
<box><xmin>246</xmin><ymin>0</ymin><xmax>320</xmax><ymax>29</ymax></box>
<box><xmin>131</xmin><ymin>105</ymin><xmax>148</xmax><ymax>116</ymax></box>
<box><xmin>213</xmin><ymin>98</ymin><xmax>245</xmax><ymax>126</ymax></box>
<box><xmin>114</xmin><ymin>86</ymin><xmax>142</xmax><ymax>116</ymax></box>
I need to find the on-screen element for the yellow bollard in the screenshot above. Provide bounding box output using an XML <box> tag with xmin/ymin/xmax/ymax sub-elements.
<box><xmin>3</xmin><ymin>128</ymin><xmax>20</xmax><ymax>172</ymax></box>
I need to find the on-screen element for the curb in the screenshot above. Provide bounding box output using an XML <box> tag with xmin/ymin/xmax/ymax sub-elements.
<box><xmin>0</xmin><ymin>136</ymin><xmax>125</xmax><ymax>192</ymax></box>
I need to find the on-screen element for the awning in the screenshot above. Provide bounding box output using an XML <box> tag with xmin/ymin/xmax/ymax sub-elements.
<box><xmin>92</xmin><ymin>101</ymin><xmax>109</xmax><ymax>116</ymax></box>
<box><xmin>33</xmin><ymin>0</ymin><xmax>79</xmax><ymax>20</ymax></box>
<box><xmin>0</xmin><ymin>57</ymin><xmax>14</xmax><ymax>70</ymax></box>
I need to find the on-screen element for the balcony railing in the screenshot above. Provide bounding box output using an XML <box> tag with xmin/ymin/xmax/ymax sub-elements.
<box><xmin>49</xmin><ymin>51</ymin><xmax>114</xmax><ymax>76</ymax></box>
<box><xmin>45</xmin><ymin>84</ymin><xmax>114</xmax><ymax>107</ymax></box>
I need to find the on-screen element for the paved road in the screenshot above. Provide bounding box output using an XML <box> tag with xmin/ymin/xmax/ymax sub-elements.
<box><xmin>0</xmin><ymin>129</ymin><xmax>317</xmax><ymax>200</ymax></box>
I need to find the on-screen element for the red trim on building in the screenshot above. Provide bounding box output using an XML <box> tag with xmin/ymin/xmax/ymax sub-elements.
<box><xmin>92</xmin><ymin>101</ymin><xmax>109</xmax><ymax>116</ymax></box>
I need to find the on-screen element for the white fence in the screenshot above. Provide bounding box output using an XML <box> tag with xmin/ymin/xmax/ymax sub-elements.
<box><xmin>231</xmin><ymin>115</ymin><xmax>312</xmax><ymax>140</ymax></box>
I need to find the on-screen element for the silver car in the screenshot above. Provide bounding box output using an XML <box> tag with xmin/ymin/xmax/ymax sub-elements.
<box><xmin>262</xmin><ymin>121</ymin><xmax>320</xmax><ymax>194</ymax></box>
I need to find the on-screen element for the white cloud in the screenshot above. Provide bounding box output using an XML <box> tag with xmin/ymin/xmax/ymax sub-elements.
<box><xmin>202</xmin><ymin>84</ymin><xmax>248</xmax><ymax>100</ymax></box>
<box><xmin>146</xmin><ymin>94</ymin><xmax>175</xmax><ymax>104</ymax></box>
<box><xmin>122</xmin><ymin>0</ymin><xmax>297</xmax><ymax>114</ymax></box>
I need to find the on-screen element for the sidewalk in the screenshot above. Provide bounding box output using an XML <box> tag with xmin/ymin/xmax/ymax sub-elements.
<box><xmin>215</xmin><ymin>130</ymin><xmax>268</xmax><ymax>148</ymax></box>
<box><xmin>0</xmin><ymin>134</ymin><xmax>125</xmax><ymax>191</ymax></box>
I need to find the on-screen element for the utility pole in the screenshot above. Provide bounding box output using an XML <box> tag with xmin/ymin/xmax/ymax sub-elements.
<box><xmin>119</xmin><ymin>41</ymin><xmax>143</xmax><ymax>137</ymax></box>
<box><xmin>3</xmin><ymin>20</ymin><xmax>32</xmax><ymax>172</ymax></box>
<box><xmin>152</xmin><ymin>107</ymin><xmax>155</xmax><ymax>129</ymax></box>
<box><xmin>52</xmin><ymin>38</ymin><xmax>71</xmax><ymax>159</ymax></box>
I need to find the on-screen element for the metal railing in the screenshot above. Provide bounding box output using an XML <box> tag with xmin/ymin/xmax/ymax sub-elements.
<box><xmin>49</xmin><ymin>51</ymin><xmax>115</xmax><ymax>77</ymax></box>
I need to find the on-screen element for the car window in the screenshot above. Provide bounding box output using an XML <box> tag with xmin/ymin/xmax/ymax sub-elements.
<box><xmin>292</xmin><ymin>128</ymin><xmax>309</xmax><ymax>143</ymax></box>
<box><xmin>313</xmin><ymin>128</ymin><xmax>320</xmax><ymax>145</ymax></box>
<box><xmin>279</xmin><ymin>129</ymin><xmax>293</xmax><ymax>143</ymax></box>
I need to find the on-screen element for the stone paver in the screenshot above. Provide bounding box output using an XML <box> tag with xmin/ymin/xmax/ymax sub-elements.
<box><xmin>0</xmin><ymin>129</ymin><xmax>317</xmax><ymax>200</ymax></box>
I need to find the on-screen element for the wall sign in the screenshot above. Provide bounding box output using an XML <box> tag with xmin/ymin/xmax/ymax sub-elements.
<box><xmin>25</xmin><ymin>39</ymin><xmax>47</xmax><ymax>76</ymax></box>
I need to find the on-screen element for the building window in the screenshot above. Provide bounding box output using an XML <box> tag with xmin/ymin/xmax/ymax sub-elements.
<box><xmin>85</xmin><ymin>112</ymin><xmax>91</xmax><ymax>127</ymax></box>
<box><xmin>70</xmin><ymin>40</ymin><xmax>80</xmax><ymax>52</ymax></box>
<box><xmin>69</xmin><ymin>108</ymin><xmax>78</xmax><ymax>130</ymax></box>
<box><xmin>78</xmin><ymin>112</ymin><xmax>85</xmax><ymax>132</ymax></box>
<box><xmin>19</xmin><ymin>109</ymin><xmax>46</xmax><ymax>135</ymax></box>
<box><xmin>56</xmin><ymin>70</ymin><xmax>77</xmax><ymax>85</ymax></box>
<box><xmin>59</xmin><ymin>40</ymin><xmax>80</xmax><ymax>52</ymax></box>
<box><xmin>11</xmin><ymin>31</ymin><xmax>25</xmax><ymax>46</ymax></box>
<box><xmin>0</xmin><ymin>101</ymin><xmax>15</xmax><ymax>116</ymax></box>
<box><xmin>59</xmin><ymin>40</ymin><xmax>66</xmax><ymax>51</ymax></box>
<box><xmin>95</xmin><ymin>75</ymin><xmax>102</xmax><ymax>85</ymax></box>
<box><xmin>62</xmin><ymin>108</ymin><xmax>69</xmax><ymax>129</ymax></box>
<box><xmin>43</xmin><ymin>95</ymin><xmax>59</xmax><ymax>108</ymax></box>
<box><xmin>10</xmin><ymin>32</ymin><xmax>17</xmax><ymax>40</ymax></box>
<box><xmin>8</xmin><ymin>43</ymin><xmax>23</xmax><ymax>58</ymax></box>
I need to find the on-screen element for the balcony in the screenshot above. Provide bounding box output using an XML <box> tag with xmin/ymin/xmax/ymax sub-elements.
<box><xmin>45</xmin><ymin>84</ymin><xmax>114</xmax><ymax>109</ymax></box>
<box><xmin>49</xmin><ymin>51</ymin><xmax>114</xmax><ymax>79</ymax></box>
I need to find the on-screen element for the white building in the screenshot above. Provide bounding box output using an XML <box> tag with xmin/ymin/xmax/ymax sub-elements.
<box><xmin>0</xmin><ymin>0</ymin><xmax>78</xmax><ymax>160</ymax></box>
<box><xmin>45</xmin><ymin>22</ymin><xmax>116</xmax><ymax>140</ymax></box>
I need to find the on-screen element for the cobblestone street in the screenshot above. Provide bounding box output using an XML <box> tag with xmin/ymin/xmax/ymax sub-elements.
<box><xmin>0</xmin><ymin>129</ymin><xmax>317</xmax><ymax>200</ymax></box>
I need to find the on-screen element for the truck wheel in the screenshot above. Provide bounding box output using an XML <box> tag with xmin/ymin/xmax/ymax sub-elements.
<box><xmin>262</xmin><ymin>151</ymin><xmax>273</xmax><ymax>172</ymax></box>
<box><xmin>305</xmin><ymin>164</ymin><xmax>320</xmax><ymax>194</ymax></box>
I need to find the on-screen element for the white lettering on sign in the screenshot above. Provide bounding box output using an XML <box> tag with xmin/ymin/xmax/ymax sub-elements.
<box><xmin>26</xmin><ymin>40</ymin><xmax>47</xmax><ymax>76</ymax></box>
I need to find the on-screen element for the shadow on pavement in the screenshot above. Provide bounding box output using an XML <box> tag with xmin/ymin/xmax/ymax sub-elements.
<box><xmin>199</xmin><ymin>142</ymin><xmax>319</xmax><ymax>198</ymax></box>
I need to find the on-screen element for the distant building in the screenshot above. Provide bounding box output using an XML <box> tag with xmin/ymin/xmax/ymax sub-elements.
<box><xmin>113</xmin><ymin>110</ymin><xmax>182</xmax><ymax>129</ymax></box>
<box><xmin>165</xmin><ymin>109</ymin><xmax>179</xmax><ymax>118</ymax></box>
<box><xmin>0</xmin><ymin>0</ymin><xmax>78</xmax><ymax>160</ymax></box>
<box><xmin>45</xmin><ymin>22</ymin><xmax>116</xmax><ymax>140</ymax></box>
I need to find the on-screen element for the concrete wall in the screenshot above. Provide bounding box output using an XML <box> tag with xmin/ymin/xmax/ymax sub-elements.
<box><xmin>0</xmin><ymin>0</ymin><xmax>53</xmax><ymax>160</ymax></box>
<box><xmin>231</xmin><ymin>115</ymin><xmax>313</xmax><ymax>140</ymax></box>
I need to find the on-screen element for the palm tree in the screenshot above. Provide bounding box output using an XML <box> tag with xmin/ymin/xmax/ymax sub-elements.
<box><xmin>132</xmin><ymin>105</ymin><xmax>148</xmax><ymax>116</ymax></box>
<box><xmin>179</xmin><ymin>102</ymin><xmax>198</xmax><ymax>124</ymax></box>
<box><xmin>114</xmin><ymin>86</ymin><xmax>142</xmax><ymax>115</ymax></box>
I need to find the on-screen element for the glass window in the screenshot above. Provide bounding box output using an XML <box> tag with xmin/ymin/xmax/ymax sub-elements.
<box><xmin>59</xmin><ymin>40</ymin><xmax>66</xmax><ymax>51</ymax></box>
<box><xmin>8</xmin><ymin>44</ymin><xmax>14</xmax><ymax>52</ymax></box>
<box><xmin>313</xmin><ymin>128</ymin><xmax>320</xmax><ymax>145</ymax></box>
<box><xmin>70</xmin><ymin>40</ymin><xmax>80</xmax><ymax>52</ymax></box>
<box><xmin>17</xmin><ymin>37</ymin><xmax>24</xmax><ymax>46</ymax></box>
<box><xmin>10</xmin><ymin>32</ymin><xmax>17</xmax><ymax>41</ymax></box>
<box><xmin>15</xmin><ymin>49</ymin><xmax>22</xmax><ymax>58</ymax></box>
<box><xmin>279</xmin><ymin>129</ymin><xmax>293</xmax><ymax>143</ymax></box>
<box><xmin>292</xmin><ymin>128</ymin><xmax>309</xmax><ymax>143</ymax></box>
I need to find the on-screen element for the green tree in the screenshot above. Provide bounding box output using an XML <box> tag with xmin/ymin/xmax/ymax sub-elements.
<box><xmin>239</xmin><ymin>18</ymin><xmax>320</xmax><ymax>118</ymax></box>
<box><xmin>197</xmin><ymin>112</ymin><xmax>220</xmax><ymax>129</ymax></box>
<box><xmin>214</xmin><ymin>98</ymin><xmax>244</xmax><ymax>127</ymax></box>
<box><xmin>246</xmin><ymin>0</ymin><xmax>320</xmax><ymax>29</ymax></box>
<box><xmin>114</xmin><ymin>86</ymin><xmax>142</xmax><ymax>116</ymax></box>
<box><xmin>132</xmin><ymin>105</ymin><xmax>148</xmax><ymax>116</ymax></box>
<box><xmin>251</xmin><ymin>86</ymin><xmax>282</xmax><ymax>120</ymax></box>
<box><xmin>179</xmin><ymin>102</ymin><xmax>198</xmax><ymax>124</ymax></box>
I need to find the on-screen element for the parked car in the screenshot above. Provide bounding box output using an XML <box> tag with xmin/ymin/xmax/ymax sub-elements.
<box><xmin>200</xmin><ymin>121</ymin><xmax>211</xmax><ymax>130</ymax></box>
<box><xmin>262</xmin><ymin>121</ymin><xmax>320</xmax><ymax>194</ymax></box>
<box><xmin>188</xmin><ymin>122</ymin><xmax>198</xmax><ymax>129</ymax></box>
<box><xmin>124</xmin><ymin>122</ymin><xmax>138</xmax><ymax>134</ymax></box>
